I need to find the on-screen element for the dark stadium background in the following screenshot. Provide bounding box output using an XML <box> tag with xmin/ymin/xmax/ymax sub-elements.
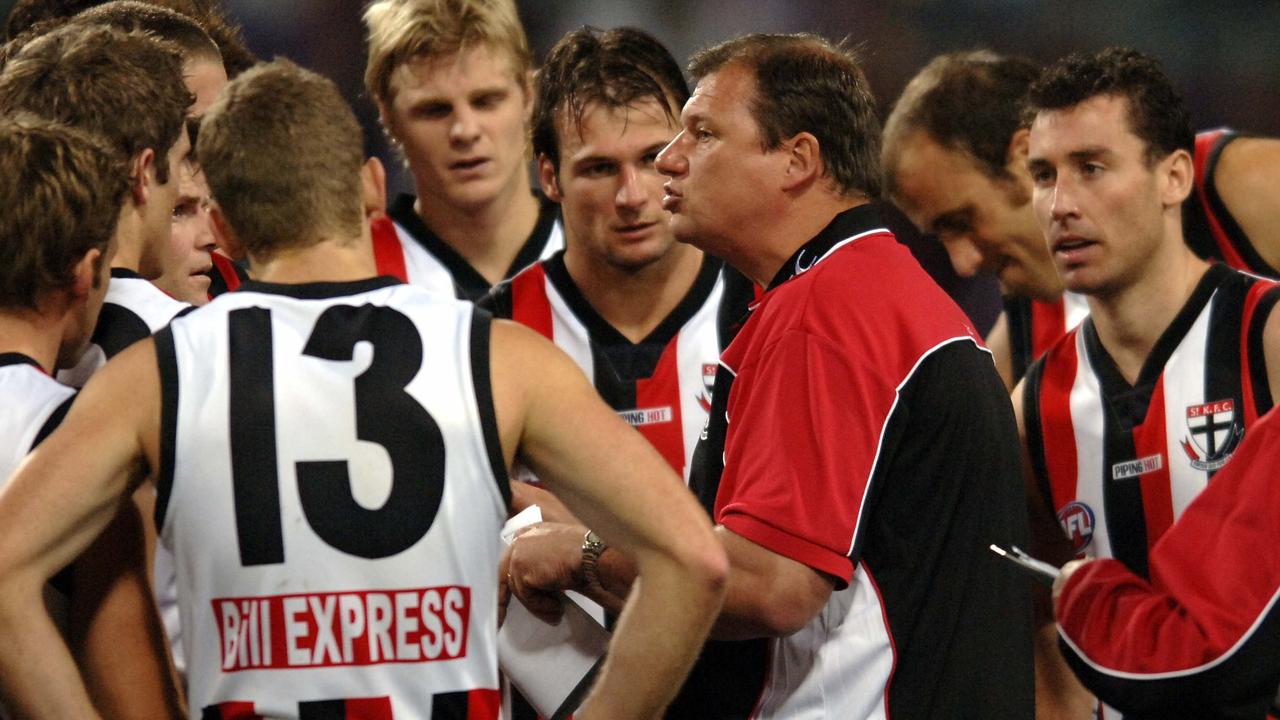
<box><xmin>4</xmin><ymin>0</ymin><xmax>1278</xmax><ymax>329</ymax></box>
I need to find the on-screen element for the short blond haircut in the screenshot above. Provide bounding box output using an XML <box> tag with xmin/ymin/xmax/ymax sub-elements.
<box><xmin>363</xmin><ymin>0</ymin><xmax>531</xmax><ymax>107</ymax></box>
<box><xmin>197</xmin><ymin>59</ymin><xmax>364</xmax><ymax>261</ymax></box>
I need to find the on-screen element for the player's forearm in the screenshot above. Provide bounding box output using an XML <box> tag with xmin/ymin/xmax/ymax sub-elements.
<box><xmin>1033</xmin><ymin>621</ymin><xmax>1095</xmax><ymax>720</ymax></box>
<box><xmin>72</xmin><ymin>505</ymin><xmax>185</xmax><ymax>720</ymax></box>
<box><xmin>576</xmin><ymin>547</ymin><xmax>726</xmax><ymax>720</ymax></box>
<box><xmin>0</xmin><ymin>580</ymin><xmax>102</xmax><ymax>719</ymax></box>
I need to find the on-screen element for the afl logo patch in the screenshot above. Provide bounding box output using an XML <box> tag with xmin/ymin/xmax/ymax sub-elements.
<box><xmin>1056</xmin><ymin>501</ymin><xmax>1095</xmax><ymax>555</ymax></box>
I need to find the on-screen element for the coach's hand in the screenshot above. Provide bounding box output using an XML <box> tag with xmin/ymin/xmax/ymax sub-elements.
<box><xmin>499</xmin><ymin>522</ymin><xmax>586</xmax><ymax>626</ymax></box>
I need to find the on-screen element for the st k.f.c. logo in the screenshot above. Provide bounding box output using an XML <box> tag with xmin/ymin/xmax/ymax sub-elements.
<box><xmin>1180</xmin><ymin>399</ymin><xmax>1244</xmax><ymax>472</ymax></box>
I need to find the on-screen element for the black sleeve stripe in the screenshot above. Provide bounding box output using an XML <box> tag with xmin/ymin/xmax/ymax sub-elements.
<box><xmin>153</xmin><ymin>327</ymin><xmax>180</xmax><ymax>530</ymax></box>
<box><xmin>95</xmin><ymin>303</ymin><xmax>152</xmax><ymax>359</ymax></box>
<box><xmin>1248</xmin><ymin>285</ymin><xmax>1280</xmax><ymax>417</ymax></box>
<box><xmin>30</xmin><ymin>394</ymin><xmax>76</xmax><ymax>450</ymax></box>
<box><xmin>1022</xmin><ymin>359</ymin><xmax>1056</xmax><ymax>516</ymax></box>
<box><xmin>1058</xmin><ymin>593</ymin><xmax>1280</xmax><ymax>718</ymax></box>
<box><xmin>469</xmin><ymin>308</ymin><xmax>511</xmax><ymax>511</ymax></box>
<box><xmin>1202</xmin><ymin>132</ymin><xmax>1279</xmax><ymax>277</ymax></box>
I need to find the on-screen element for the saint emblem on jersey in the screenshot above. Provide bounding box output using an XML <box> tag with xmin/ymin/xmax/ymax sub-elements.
<box><xmin>1180</xmin><ymin>399</ymin><xmax>1244</xmax><ymax>472</ymax></box>
<box><xmin>1056</xmin><ymin>501</ymin><xmax>1095</xmax><ymax>555</ymax></box>
<box><xmin>697</xmin><ymin>363</ymin><xmax>717</xmax><ymax>413</ymax></box>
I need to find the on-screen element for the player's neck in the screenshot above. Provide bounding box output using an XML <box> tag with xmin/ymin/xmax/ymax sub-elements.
<box><xmin>1088</xmin><ymin>243</ymin><xmax>1210</xmax><ymax>385</ymax></box>
<box><xmin>565</xmin><ymin>242</ymin><xmax>705</xmax><ymax>344</ymax></box>
<box><xmin>109</xmin><ymin>212</ymin><xmax>148</xmax><ymax>277</ymax></box>
<box><xmin>249</xmin><ymin>229</ymin><xmax>379</xmax><ymax>285</ymax></box>
<box><xmin>741</xmin><ymin>195</ymin><xmax>865</xmax><ymax>289</ymax></box>
<box><xmin>0</xmin><ymin>308</ymin><xmax>66</xmax><ymax>374</ymax></box>
<box><xmin>415</xmin><ymin>175</ymin><xmax>540</xmax><ymax>286</ymax></box>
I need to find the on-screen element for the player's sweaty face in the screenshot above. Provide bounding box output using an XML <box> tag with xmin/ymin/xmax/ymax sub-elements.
<box><xmin>547</xmin><ymin>98</ymin><xmax>679</xmax><ymax>273</ymax></box>
<box><xmin>1029</xmin><ymin>94</ymin><xmax>1174</xmax><ymax>297</ymax></box>
<box><xmin>384</xmin><ymin>44</ymin><xmax>531</xmax><ymax>212</ymax></box>
<box><xmin>891</xmin><ymin>130</ymin><xmax>1061</xmax><ymax>301</ymax></box>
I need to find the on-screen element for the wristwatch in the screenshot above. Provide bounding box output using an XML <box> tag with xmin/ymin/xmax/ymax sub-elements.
<box><xmin>579</xmin><ymin>529</ymin><xmax>607</xmax><ymax>592</ymax></box>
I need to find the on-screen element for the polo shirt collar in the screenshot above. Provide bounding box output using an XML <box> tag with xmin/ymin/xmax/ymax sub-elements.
<box><xmin>766</xmin><ymin>203</ymin><xmax>887</xmax><ymax>291</ymax></box>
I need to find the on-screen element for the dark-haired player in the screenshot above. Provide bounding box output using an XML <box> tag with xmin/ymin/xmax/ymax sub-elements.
<box><xmin>883</xmin><ymin>50</ymin><xmax>1280</xmax><ymax>390</ymax></box>
<box><xmin>484</xmin><ymin>26</ymin><xmax>724</xmax><ymax>483</ymax></box>
<box><xmin>1018</xmin><ymin>47</ymin><xmax>1280</xmax><ymax>719</ymax></box>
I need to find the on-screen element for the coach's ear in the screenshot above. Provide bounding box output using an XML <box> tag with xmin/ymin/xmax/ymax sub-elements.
<box><xmin>780</xmin><ymin>131</ymin><xmax>821</xmax><ymax>193</ymax></box>
<box><xmin>208</xmin><ymin>206</ymin><xmax>245</xmax><ymax>264</ymax></box>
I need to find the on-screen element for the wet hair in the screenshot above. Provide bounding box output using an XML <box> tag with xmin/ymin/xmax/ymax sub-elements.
<box><xmin>533</xmin><ymin>26</ymin><xmax>687</xmax><ymax>170</ymax></box>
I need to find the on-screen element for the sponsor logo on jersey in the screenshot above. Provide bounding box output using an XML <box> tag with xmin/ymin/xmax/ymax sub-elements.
<box><xmin>1180</xmin><ymin>399</ymin><xmax>1243</xmax><ymax>471</ymax></box>
<box><xmin>618</xmin><ymin>406</ymin><xmax>672</xmax><ymax>427</ymax></box>
<box><xmin>213</xmin><ymin>586</ymin><xmax>470</xmax><ymax>671</ymax></box>
<box><xmin>697</xmin><ymin>363</ymin><xmax>717</xmax><ymax>413</ymax></box>
<box><xmin>1056</xmin><ymin>501</ymin><xmax>1095</xmax><ymax>554</ymax></box>
<box><xmin>1110</xmin><ymin>453</ymin><xmax>1163</xmax><ymax>480</ymax></box>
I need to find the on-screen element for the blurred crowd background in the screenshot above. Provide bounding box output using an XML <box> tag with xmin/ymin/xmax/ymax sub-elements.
<box><xmin>4</xmin><ymin>0</ymin><xmax>1277</xmax><ymax>328</ymax></box>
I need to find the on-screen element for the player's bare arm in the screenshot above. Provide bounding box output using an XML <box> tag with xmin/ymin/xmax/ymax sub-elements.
<box><xmin>1012</xmin><ymin>378</ymin><xmax>1095</xmax><ymax>720</ymax></box>
<box><xmin>70</xmin><ymin>500</ymin><xmax>186</xmax><ymax>719</ymax></box>
<box><xmin>489</xmin><ymin>318</ymin><xmax>728</xmax><ymax>720</ymax></box>
<box><xmin>1214</xmin><ymin>137</ymin><xmax>1280</xmax><ymax>273</ymax></box>
<box><xmin>0</xmin><ymin>339</ymin><xmax>166</xmax><ymax>719</ymax></box>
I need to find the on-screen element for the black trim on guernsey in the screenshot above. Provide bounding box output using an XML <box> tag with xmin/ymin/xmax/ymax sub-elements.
<box><xmin>0</xmin><ymin>352</ymin><xmax>42</xmax><ymax>369</ymax></box>
<box><xmin>152</xmin><ymin>327</ymin><xmax>180</xmax><ymax>530</ymax></box>
<box><xmin>388</xmin><ymin>192</ymin><xmax>560</xmax><ymax>301</ymax></box>
<box><xmin>237</xmin><ymin>276</ymin><xmax>400</xmax><ymax>300</ymax></box>
<box><xmin>109</xmin><ymin>267</ymin><xmax>144</xmax><ymax>280</ymax></box>
<box><xmin>1248</xmin><ymin>286</ymin><xmax>1280</xmax><ymax>418</ymax></box>
<box><xmin>715</xmin><ymin>264</ymin><xmax>756</xmax><ymax>351</ymax></box>
<box><xmin>1199</xmin><ymin>132</ymin><xmax>1279</xmax><ymax>277</ymax></box>
<box><xmin>93</xmin><ymin>303</ymin><xmax>153</xmax><ymax>359</ymax></box>
<box><xmin>31</xmin><ymin>395</ymin><xmax>75</xmax><ymax>451</ymax></box>
<box><xmin>541</xmin><ymin>250</ymin><xmax>722</xmax><ymax>412</ymax></box>
<box><xmin>469</xmin><ymin>308</ymin><xmax>512</xmax><ymax>510</ymax></box>
<box><xmin>1021</xmin><ymin>358</ymin><xmax>1058</xmax><ymax>519</ymax></box>
<box><xmin>1004</xmin><ymin>295</ymin><xmax>1035</xmax><ymax>386</ymax></box>
<box><xmin>766</xmin><ymin>203</ymin><xmax>884</xmax><ymax>291</ymax></box>
<box><xmin>1204</xmin><ymin>271</ymin><xmax>1248</xmax><ymax>481</ymax></box>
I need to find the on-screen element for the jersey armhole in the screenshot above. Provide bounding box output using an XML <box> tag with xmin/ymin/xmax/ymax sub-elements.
<box><xmin>1247</xmin><ymin>285</ymin><xmax>1280</xmax><ymax>417</ymax></box>
<box><xmin>30</xmin><ymin>393</ymin><xmax>76</xmax><ymax>450</ymax></box>
<box><xmin>469</xmin><ymin>309</ymin><xmax>512</xmax><ymax>510</ymax></box>
<box><xmin>1022</xmin><ymin>361</ymin><xmax>1056</xmax><ymax>516</ymax></box>
<box><xmin>153</xmin><ymin>327</ymin><xmax>180</xmax><ymax>529</ymax></box>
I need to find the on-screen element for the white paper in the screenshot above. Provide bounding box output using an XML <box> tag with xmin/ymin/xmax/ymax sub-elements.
<box><xmin>499</xmin><ymin>505</ymin><xmax>610</xmax><ymax>718</ymax></box>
